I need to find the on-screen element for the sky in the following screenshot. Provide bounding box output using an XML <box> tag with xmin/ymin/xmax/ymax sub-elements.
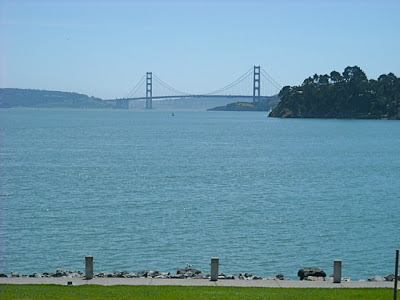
<box><xmin>1</xmin><ymin>0</ymin><xmax>399</xmax><ymax>99</ymax></box>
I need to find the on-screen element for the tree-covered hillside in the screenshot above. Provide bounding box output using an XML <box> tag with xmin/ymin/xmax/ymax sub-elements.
<box><xmin>208</xmin><ymin>96</ymin><xmax>279</xmax><ymax>111</ymax></box>
<box><xmin>0</xmin><ymin>88</ymin><xmax>113</xmax><ymax>109</ymax></box>
<box><xmin>269</xmin><ymin>66</ymin><xmax>400</xmax><ymax>119</ymax></box>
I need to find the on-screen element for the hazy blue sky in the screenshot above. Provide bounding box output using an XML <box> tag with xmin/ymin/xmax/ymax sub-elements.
<box><xmin>1</xmin><ymin>0</ymin><xmax>399</xmax><ymax>99</ymax></box>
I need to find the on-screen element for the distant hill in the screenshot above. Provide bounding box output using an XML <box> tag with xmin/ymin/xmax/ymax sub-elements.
<box><xmin>269</xmin><ymin>66</ymin><xmax>400</xmax><ymax>120</ymax></box>
<box><xmin>0</xmin><ymin>88</ymin><xmax>113</xmax><ymax>109</ymax></box>
<box><xmin>207</xmin><ymin>96</ymin><xmax>280</xmax><ymax>111</ymax></box>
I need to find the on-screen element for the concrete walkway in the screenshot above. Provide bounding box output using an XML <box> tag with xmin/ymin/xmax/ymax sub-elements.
<box><xmin>0</xmin><ymin>277</ymin><xmax>396</xmax><ymax>288</ymax></box>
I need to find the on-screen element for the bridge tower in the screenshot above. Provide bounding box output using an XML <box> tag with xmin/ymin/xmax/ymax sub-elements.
<box><xmin>253</xmin><ymin>66</ymin><xmax>261</xmax><ymax>103</ymax></box>
<box><xmin>146</xmin><ymin>72</ymin><xmax>153</xmax><ymax>109</ymax></box>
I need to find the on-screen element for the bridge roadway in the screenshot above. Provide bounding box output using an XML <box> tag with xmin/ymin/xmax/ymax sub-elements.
<box><xmin>104</xmin><ymin>95</ymin><xmax>271</xmax><ymax>102</ymax></box>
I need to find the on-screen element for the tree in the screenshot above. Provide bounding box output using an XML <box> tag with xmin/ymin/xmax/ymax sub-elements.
<box><xmin>272</xmin><ymin>66</ymin><xmax>400</xmax><ymax>120</ymax></box>
<box><xmin>319</xmin><ymin>74</ymin><xmax>330</xmax><ymax>85</ymax></box>
<box><xmin>330</xmin><ymin>71</ymin><xmax>342</xmax><ymax>84</ymax></box>
<box><xmin>342</xmin><ymin>66</ymin><xmax>367</xmax><ymax>83</ymax></box>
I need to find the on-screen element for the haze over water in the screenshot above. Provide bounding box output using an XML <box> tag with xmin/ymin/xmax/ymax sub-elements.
<box><xmin>1</xmin><ymin>109</ymin><xmax>399</xmax><ymax>280</ymax></box>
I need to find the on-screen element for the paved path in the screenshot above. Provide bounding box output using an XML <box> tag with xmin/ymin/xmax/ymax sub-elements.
<box><xmin>0</xmin><ymin>277</ymin><xmax>395</xmax><ymax>288</ymax></box>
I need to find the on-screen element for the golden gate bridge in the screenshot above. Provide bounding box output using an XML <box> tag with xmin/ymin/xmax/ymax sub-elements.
<box><xmin>106</xmin><ymin>66</ymin><xmax>282</xmax><ymax>109</ymax></box>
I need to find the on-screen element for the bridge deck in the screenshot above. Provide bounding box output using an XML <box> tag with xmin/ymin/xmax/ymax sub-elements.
<box><xmin>105</xmin><ymin>95</ymin><xmax>272</xmax><ymax>101</ymax></box>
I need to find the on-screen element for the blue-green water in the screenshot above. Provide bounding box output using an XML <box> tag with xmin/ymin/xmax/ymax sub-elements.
<box><xmin>1</xmin><ymin>109</ymin><xmax>399</xmax><ymax>280</ymax></box>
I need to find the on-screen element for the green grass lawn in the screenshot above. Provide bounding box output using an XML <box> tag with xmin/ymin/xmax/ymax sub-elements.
<box><xmin>0</xmin><ymin>285</ymin><xmax>394</xmax><ymax>299</ymax></box>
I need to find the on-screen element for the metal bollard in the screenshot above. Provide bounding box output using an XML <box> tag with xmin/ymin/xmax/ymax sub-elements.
<box><xmin>85</xmin><ymin>255</ymin><xmax>94</xmax><ymax>279</ymax></box>
<box><xmin>210</xmin><ymin>257</ymin><xmax>219</xmax><ymax>281</ymax></box>
<box><xmin>333</xmin><ymin>259</ymin><xmax>342</xmax><ymax>283</ymax></box>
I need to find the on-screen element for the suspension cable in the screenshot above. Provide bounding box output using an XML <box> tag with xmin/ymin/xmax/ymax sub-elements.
<box><xmin>127</xmin><ymin>74</ymin><xmax>146</xmax><ymax>98</ymax></box>
<box><xmin>261</xmin><ymin>68</ymin><xmax>282</xmax><ymax>90</ymax></box>
<box><xmin>202</xmin><ymin>67</ymin><xmax>254</xmax><ymax>95</ymax></box>
<box><xmin>153</xmin><ymin>74</ymin><xmax>191</xmax><ymax>96</ymax></box>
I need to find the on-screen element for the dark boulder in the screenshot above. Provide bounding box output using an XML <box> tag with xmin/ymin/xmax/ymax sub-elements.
<box><xmin>147</xmin><ymin>270</ymin><xmax>160</xmax><ymax>278</ymax></box>
<box><xmin>137</xmin><ymin>270</ymin><xmax>148</xmax><ymax>278</ymax></box>
<box><xmin>177</xmin><ymin>267</ymin><xmax>205</xmax><ymax>278</ymax></box>
<box><xmin>11</xmin><ymin>271</ymin><xmax>19</xmax><ymax>277</ymax></box>
<box><xmin>0</xmin><ymin>273</ymin><xmax>8</xmax><ymax>277</ymax></box>
<box><xmin>94</xmin><ymin>271</ymin><xmax>107</xmax><ymax>278</ymax></box>
<box><xmin>125</xmin><ymin>273</ymin><xmax>138</xmax><ymax>278</ymax></box>
<box><xmin>155</xmin><ymin>272</ymin><xmax>170</xmax><ymax>279</ymax></box>
<box><xmin>298</xmin><ymin>267</ymin><xmax>326</xmax><ymax>280</ymax></box>
<box><xmin>384</xmin><ymin>274</ymin><xmax>395</xmax><ymax>281</ymax></box>
<box><xmin>112</xmin><ymin>270</ymin><xmax>126</xmax><ymax>278</ymax></box>
<box><xmin>52</xmin><ymin>269</ymin><xmax>68</xmax><ymax>277</ymax></box>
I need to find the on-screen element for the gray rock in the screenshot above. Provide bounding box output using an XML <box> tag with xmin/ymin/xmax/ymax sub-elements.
<box><xmin>368</xmin><ymin>275</ymin><xmax>384</xmax><ymax>282</ymax></box>
<box><xmin>137</xmin><ymin>270</ymin><xmax>148</xmax><ymax>278</ymax></box>
<box><xmin>11</xmin><ymin>271</ymin><xmax>19</xmax><ymax>277</ymax></box>
<box><xmin>184</xmin><ymin>271</ymin><xmax>194</xmax><ymax>278</ymax></box>
<box><xmin>112</xmin><ymin>270</ymin><xmax>127</xmax><ymax>278</ymax></box>
<box><xmin>178</xmin><ymin>268</ymin><xmax>203</xmax><ymax>274</ymax></box>
<box><xmin>155</xmin><ymin>272</ymin><xmax>171</xmax><ymax>279</ymax></box>
<box><xmin>384</xmin><ymin>274</ymin><xmax>395</xmax><ymax>281</ymax></box>
<box><xmin>52</xmin><ymin>269</ymin><xmax>67</xmax><ymax>277</ymax></box>
<box><xmin>305</xmin><ymin>275</ymin><xmax>325</xmax><ymax>281</ymax></box>
<box><xmin>276</xmin><ymin>274</ymin><xmax>284</xmax><ymax>280</ymax></box>
<box><xmin>178</xmin><ymin>267</ymin><xmax>204</xmax><ymax>278</ymax></box>
<box><xmin>148</xmin><ymin>270</ymin><xmax>160</xmax><ymax>278</ymax></box>
<box><xmin>253</xmin><ymin>275</ymin><xmax>263</xmax><ymax>280</ymax></box>
<box><xmin>298</xmin><ymin>267</ymin><xmax>326</xmax><ymax>280</ymax></box>
<box><xmin>170</xmin><ymin>274</ymin><xmax>184</xmax><ymax>279</ymax></box>
<box><xmin>225</xmin><ymin>275</ymin><xmax>235</xmax><ymax>280</ymax></box>
<box><xmin>0</xmin><ymin>273</ymin><xmax>8</xmax><ymax>277</ymax></box>
<box><xmin>67</xmin><ymin>272</ymin><xmax>81</xmax><ymax>278</ymax></box>
<box><xmin>95</xmin><ymin>271</ymin><xmax>108</xmax><ymax>278</ymax></box>
<box><xmin>342</xmin><ymin>277</ymin><xmax>351</xmax><ymax>282</ymax></box>
<box><xmin>177</xmin><ymin>268</ymin><xmax>186</xmax><ymax>275</ymax></box>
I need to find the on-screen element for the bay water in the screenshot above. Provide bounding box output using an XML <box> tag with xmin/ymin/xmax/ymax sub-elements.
<box><xmin>1</xmin><ymin>109</ymin><xmax>399</xmax><ymax>280</ymax></box>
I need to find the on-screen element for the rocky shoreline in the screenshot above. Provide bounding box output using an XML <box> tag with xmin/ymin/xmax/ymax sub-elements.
<box><xmin>0</xmin><ymin>266</ymin><xmax>398</xmax><ymax>283</ymax></box>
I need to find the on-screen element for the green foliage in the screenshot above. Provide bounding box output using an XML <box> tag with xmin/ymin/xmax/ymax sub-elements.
<box><xmin>0</xmin><ymin>285</ymin><xmax>392</xmax><ymax>300</ymax></box>
<box><xmin>0</xmin><ymin>88</ymin><xmax>113</xmax><ymax>109</ymax></box>
<box><xmin>270</xmin><ymin>66</ymin><xmax>400</xmax><ymax>119</ymax></box>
